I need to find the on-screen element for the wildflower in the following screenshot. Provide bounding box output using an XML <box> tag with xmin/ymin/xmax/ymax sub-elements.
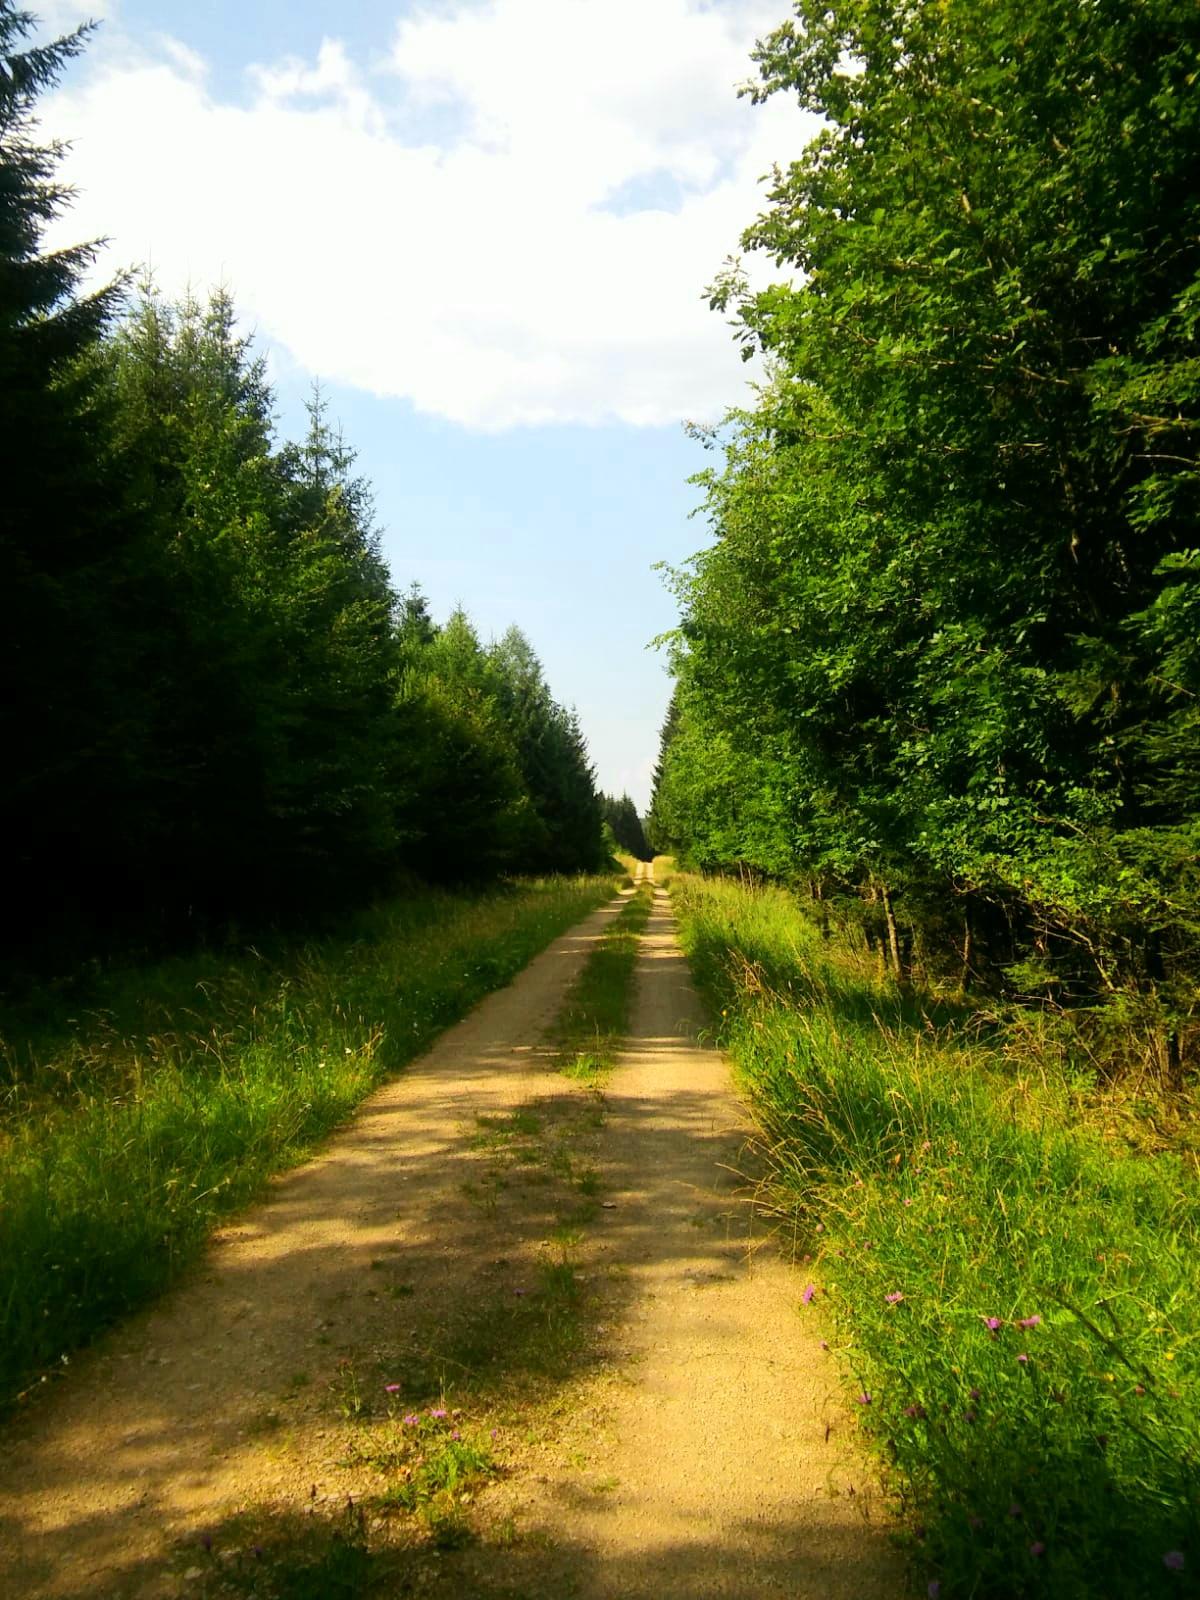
<box><xmin>984</xmin><ymin>1317</ymin><xmax>1002</xmax><ymax>1334</ymax></box>
<box><xmin>964</xmin><ymin>1409</ymin><xmax>977</xmax><ymax>1424</ymax></box>
<box><xmin>969</xmin><ymin>1387</ymin><xmax>980</xmax><ymax>1401</ymax></box>
<box><xmin>403</xmin><ymin>1413</ymin><xmax>420</xmax><ymax>1426</ymax></box>
<box><xmin>1017</xmin><ymin>1353</ymin><xmax>1029</xmax><ymax>1364</ymax></box>
<box><xmin>857</xmin><ymin>1393</ymin><xmax>872</xmax><ymax>1406</ymax></box>
<box><xmin>1134</xmin><ymin>1384</ymin><xmax>1146</xmax><ymax>1396</ymax></box>
<box><xmin>490</xmin><ymin>1429</ymin><xmax>498</xmax><ymax>1439</ymax></box>
<box><xmin>886</xmin><ymin>1292</ymin><xmax>905</xmax><ymax>1305</ymax></box>
<box><xmin>429</xmin><ymin>1408</ymin><xmax>448</xmax><ymax>1419</ymax></box>
<box><xmin>1030</xmin><ymin>1542</ymin><xmax>1045</xmax><ymax>1557</ymax></box>
<box><xmin>903</xmin><ymin>1198</ymin><xmax>913</xmax><ymax>1207</ymax></box>
<box><xmin>513</xmin><ymin>1287</ymin><xmax>527</xmax><ymax>1297</ymax></box>
<box><xmin>451</xmin><ymin>1430</ymin><xmax>461</xmax><ymax>1441</ymax></box>
<box><xmin>1164</xmin><ymin>1552</ymin><xmax>1185</xmax><ymax>1572</ymax></box>
<box><xmin>802</xmin><ymin>1284</ymin><xmax>816</xmax><ymax>1305</ymax></box>
<box><xmin>904</xmin><ymin>1403</ymin><xmax>926</xmax><ymax>1420</ymax></box>
<box><xmin>1017</xmin><ymin>1315</ymin><xmax>1041</xmax><ymax>1329</ymax></box>
<box><xmin>820</xmin><ymin>1340</ymin><xmax>829</xmax><ymax>1351</ymax></box>
<box><xmin>384</xmin><ymin>1383</ymin><xmax>401</xmax><ymax>1393</ymax></box>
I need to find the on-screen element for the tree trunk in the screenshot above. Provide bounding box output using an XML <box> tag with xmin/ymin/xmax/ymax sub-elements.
<box><xmin>881</xmin><ymin>881</ymin><xmax>905</xmax><ymax>983</ymax></box>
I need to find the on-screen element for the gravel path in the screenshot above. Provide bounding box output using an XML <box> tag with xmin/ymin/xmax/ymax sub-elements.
<box><xmin>0</xmin><ymin>878</ymin><xmax>903</xmax><ymax>1599</ymax></box>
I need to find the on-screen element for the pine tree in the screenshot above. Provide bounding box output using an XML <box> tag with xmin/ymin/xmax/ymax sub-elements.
<box><xmin>0</xmin><ymin>4</ymin><xmax>144</xmax><ymax>949</ymax></box>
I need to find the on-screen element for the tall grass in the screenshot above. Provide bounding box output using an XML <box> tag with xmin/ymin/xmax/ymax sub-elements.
<box><xmin>673</xmin><ymin>875</ymin><xmax>1199</xmax><ymax>1600</ymax></box>
<box><xmin>0</xmin><ymin>877</ymin><xmax>616</xmax><ymax>1408</ymax></box>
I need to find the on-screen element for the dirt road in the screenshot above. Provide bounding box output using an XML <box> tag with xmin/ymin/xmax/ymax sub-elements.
<box><xmin>0</xmin><ymin>880</ymin><xmax>903</xmax><ymax>1598</ymax></box>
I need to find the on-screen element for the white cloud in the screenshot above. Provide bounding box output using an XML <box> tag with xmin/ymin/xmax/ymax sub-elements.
<box><xmin>32</xmin><ymin>0</ymin><xmax>114</xmax><ymax>37</ymax></box>
<box><xmin>41</xmin><ymin>1</ymin><xmax>818</xmax><ymax>429</ymax></box>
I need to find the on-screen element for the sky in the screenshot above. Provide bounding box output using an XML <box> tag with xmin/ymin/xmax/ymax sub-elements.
<box><xmin>36</xmin><ymin>0</ymin><xmax>819</xmax><ymax>811</ymax></box>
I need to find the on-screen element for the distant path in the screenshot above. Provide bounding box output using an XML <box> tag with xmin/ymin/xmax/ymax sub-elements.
<box><xmin>0</xmin><ymin>879</ymin><xmax>902</xmax><ymax>1598</ymax></box>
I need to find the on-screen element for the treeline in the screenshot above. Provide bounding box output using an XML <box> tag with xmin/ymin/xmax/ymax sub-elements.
<box><xmin>1</xmin><ymin>10</ymin><xmax>604</xmax><ymax>962</ymax></box>
<box><xmin>599</xmin><ymin>793</ymin><xmax>651</xmax><ymax>862</ymax></box>
<box><xmin>651</xmin><ymin>0</ymin><xmax>1200</xmax><ymax>1073</ymax></box>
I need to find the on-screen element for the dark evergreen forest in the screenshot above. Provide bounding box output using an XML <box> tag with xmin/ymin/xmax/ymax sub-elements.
<box><xmin>599</xmin><ymin>792</ymin><xmax>651</xmax><ymax>861</ymax></box>
<box><xmin>1</xmin><ymin>7</ymin><xmax>605</xmax><ymax>969</ymax></box>
<box><xmin>650</xmin><ymin>0</ymin><xmax>1200</xmax><ymax>1078</ymax></box>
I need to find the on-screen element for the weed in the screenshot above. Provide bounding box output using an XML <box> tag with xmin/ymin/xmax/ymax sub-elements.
<box><xmin>369</xmin><ymin>1407</ymin><xmax>495</xmax><ymax>1523</ymax></box>
<box><xmin>673</xmin><ymin>873</ymin><xmax>1200</xmax><ymax>1600</ymax></box>
<box><xmin>550</xmin><ymin>884</ymin><xmax>654</xmax><ymax>1084</ymax></box>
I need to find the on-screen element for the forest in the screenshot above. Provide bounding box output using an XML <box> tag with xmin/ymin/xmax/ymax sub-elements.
<box><xmin>1</xmin><ymin>7</ymin><xmax>607</xmax><ymax>978</ymax></box>
<box><xmin>3</xmin><ymin>4</ymin><xmax>1199</xmax><ymax>1598</ymax></box>
<box><xmin>649</xmin><ymin>0</ymin><xmax>1200</xmax><ymax>1079</ymax></box>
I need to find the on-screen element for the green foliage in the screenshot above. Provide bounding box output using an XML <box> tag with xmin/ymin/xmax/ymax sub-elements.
<box><xmin>599</xmin><ymin>792</ymin><xmax>651</xmax><ymax>861</ymax></box>
<box><xmin>1</xmin><ymin>10</ymin><xmax>609</xmax><ymax>963</ymax></box>
<box><xmin>0</xmin><ymin>875</ymin><xmax>617</xmax><ymax>1407</ymax></box>
<box><xmin>655</xmin><ymin>0</ymin><xmax>1200</xmax><ymax>1066</ymax></box>
<box><xmin>673</xmin><ymin>873</ymin><xmax>1199</xmax><ymax>1599</ymax></box>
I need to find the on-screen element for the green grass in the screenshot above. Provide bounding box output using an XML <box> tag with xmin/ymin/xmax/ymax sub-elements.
<box><xmin>549</xmin><ymin>883</ymin><xmax>654</xmax><ymax>1081</ymax></box>
<box><xmin>671</xmin><ymin>874</ymin><xmax>1199</xmax><ymax>1600</ymax></box>
<box><xmin>0</xmin><ymin>875</ymin><xmax>618</xmax><ymax>1409</ymax></box>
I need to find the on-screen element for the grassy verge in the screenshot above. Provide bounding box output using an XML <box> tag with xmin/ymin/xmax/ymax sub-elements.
<box><xmin>0</xmin><ymin>875</ymin><xmax>617</xmax><ymax>1409</ymax></box>
<box><xmin>671</xmin><ymin>874</ymin><xmax>1199</xmax><ymax>1600</ymax></box>
<box><xmin>549</xmin><ymin>883</ymin><xmax>655</xmax><ymax>1082</ymax></box>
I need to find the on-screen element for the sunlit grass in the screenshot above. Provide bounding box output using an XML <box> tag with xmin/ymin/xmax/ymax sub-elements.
<box><xmin>0</xmin><ymin>875</ymin><xmax>618</xmax><ymax>1408</ymax></box>
<box><xmin>672</xmin><ymin>874</ymin><xmax>1199</xmax><ymax>1600</ymax></box>
<box><xmin>549</xmin><ymin>883</ymin><xmax>654</xmax><ymax>1082</ymax></box>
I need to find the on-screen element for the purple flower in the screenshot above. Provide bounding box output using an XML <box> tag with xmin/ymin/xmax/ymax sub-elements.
<box><xmin>1017</xmin><ymin>1352</ymin><xmax>1029</xmax><ymax>1364</ymax></box>
<box><xmin>969</xmin><ymin>1387</ymin><xmax>981</xmax><ymax>1401</ymax></box>
<box><xmin>857</xmin><ymin>1392</ymin><xmax>872</xmax><ymax>1406</ymax></box>
<box><xmin>451</xmin><ymin>1429</ymin><xmax>461</xmax><ymax>1441</ymax></box>
<box><xmin>984</xmin><ymin>1317</ymin><xmax>1003</xmax><ymax>1333</ymax></box>
<box><xmin>820</xmin><ymin>1339</ymin><xmax>829</xmax><ymax>1351</ymax></box>
<box><xmin>1164</xmin><ymin>1552</ymin><xmax>1186</xmax><ymax>1572</ymax></box>
<box><xmin>384</xmin><ymin>1382</ymin><xmax>401</xmax><ymax>1393</ymax></box>
<box><xmin>964</xmin><ymin>1409</ymin><xmax>977</xmax><ymax>1424</ymax></box>
<box><xmin>904</xmin><ymin>1403</ymin><xmax>927</xmax><ymax>1420</ymax></box>
<box><xmin>886</xmin><ymin>1292</ymin><xmax>905</xmax><ymax>1305</ymax></box>
<box><xmin>802</xmin><ymin>1284</ymin><xmax>816</xmax><ymax>1305</ymax></box>
<box><xmin>513</xmin><ymin>1287</ymin><xmax>527</xmax><ymax>1297</ymax></box>
<box><xmin>403</xmin><ymin>1413</ymin><xmax>420</xmax><ymax>1426</ymax></box>
<box><xmin>1018</xmin><ymin>1315</ymin><xmax>1041</xmax><ymax>1329</ymax></box>
<box><xmin>429</xmin><ymin>1407</ymin><xmax>448</xmax><ymax>1419</ymax></box>
<box><xmin>1030</xmin><ymin>1542</ymin><xmax>1045</xmax><ymax>1557</ymax></box>
<box><xmin>903</xmin><ymin>1198</ymin><xmax>913</xmax><ymax>1207</ymax></box>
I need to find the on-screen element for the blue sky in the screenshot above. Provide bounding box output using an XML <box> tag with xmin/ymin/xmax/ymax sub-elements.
<box><xmin>38</xmin><ymin>0</ymin><xmax>817</xmax><ymax>809</ymax></box>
